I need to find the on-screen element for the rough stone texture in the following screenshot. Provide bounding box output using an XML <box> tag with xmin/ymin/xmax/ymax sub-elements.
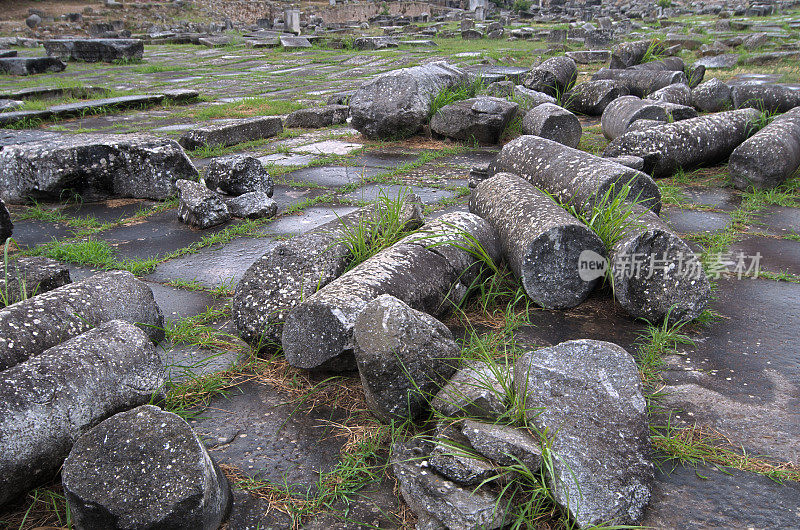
<box><xmin>522</xmin><ymin>56</ymin><xmax>577</xmax><ymax>97</ymax></box>
<box><xmin>592</xmin><ymin>68</ymin><xmax>688</xmax><ymax>98</ymax></box>
<box><xmin>626</xmin><ymin>119</ymin><xmax>666</xmax><ymax>133</ymax></box>
<box><xmin>204</xmin><ymin>155</ymin><xmax>274</xmax><ymax>197</ymax></box>
<box><xmin>350</xmin><ymin>61</ymin><xmax>467</xmax><ymax>140</ymax></box>
<box><xmin>692</xmin><ymin>78</ymin><xmax>733</xmax><ymax>112</ymax></box>
<box><xmin>233</xmin><ymin>197</ymin><xmax>424</xmax><ymax>347</ymax></box>
<box><xmin>63</xmin><ymin>405</ymin><xmax>232</xmax><ymax>530</ymax></box>
<box><xmin>282</xmin><ymin>212</ymin><xmax>500</xmax><ymax>371</ymax></box>
<box><xmin>627</xmin><ymin>56</ymin><xmax>685</xmax><ymax>72</ymax></box>
<box><xmin>460</xmin><ymin>419</ymin><xmax>542</xmax><ymax>471</ymax></box>
<box><xmin>352</xmin><ymin>36</ymin><xmax>399</xmax><ymax>50</ymax></box>
<box><xmin>564</xmin><ymin>79</ymin><xmax>629</xmax><ymax>116</ymax></box>
<box><xmin>729</xmin><ymin>106</ymin><xmax>800</xmax><ymax>190</ymax></box>
<box><xmin>353</xmin><ymin>294</ymin><xmax>459</xmax><ymax>421</ymax></box>
<box><xmin>605</xmin><ymin>155</ymin><xmax>646</xmax><ymax>170</ymax></box>
<box><xmin>0</xmin><ymin>198</ymin><xmax>11</xmax><ymax>243</ymax></box>
<box><xmin>611</xmin><ymin>205</ymin><xmax>711</xmax><ymax>323</ymax></box>
<box><xmin>512</xmin><ymin>84</ymin><xmax>557</xmax><ymax>110</ymax></box>
<box><xmin>565</xmin><ymin>50</ymin><xmax>610</xmax><ymax>64</ymax></box>
<box><xmin>43</xmin><ymin>39</ymin><xmax>144</xmax><ymax>62</ymax></box>
<box><xmin>470</xmin><ymin>173</ymin><xmax>604</xmax><ymax>308</ymax></box>
<box><xmin>0</xmin><ymin>321</ymin><xmax>164</xmax><ymax>508</ymax></box>
<box><xmin>731</xmin><ymin>83</ymin><xmax>800</xmax><ymax>113</ymax></box>
<box><xmin>694</xmin><ymin>54</ymin><xmax>740</xmax><ymax>69</ymax></box>
<box><xmin>0</xmin><ymin>271</ymin><xmax>164</xmax><ymax>371</ymax></box>
<box><xmin>428</xmin><ymin>430</ymin><xmax>496</xmax><ymax>486</ymax></box>
<box><xmin>610</xmin><ymin>39</ymin><xmax>666</xmax><ymax>69</ymax></box>
<box><xmin>280</xmin><ymin>36</ymin><xmax>312</xmax><ymax>49</ymax></box>
<box><xmin>0</xmin><ymin>256</ymin><xmax>71</xmax><ymax>308</ymax></box>
<box><xmin>488</xmin><ymin>135</ymin><xmax>661</xmax><ymax>215</ymax></box>
<box><xmin>514</xmin><ymin>339</ymin><xmax>653</xmax><ymax>527</ymax></box>
<box><xmin>0</xmin><ymin>98</ymin><xmax>23</xmax><ymax>111</ymax></box>
<box><xmin>0</xmin><ymin>133</ymin><xmax>197</xmax><ymax>203</ymax></box>
<box><xmin>430</xmin><ymin>96</ymin><xmax>518</xmax><ymax>144</ymax></box>
<box><xmin>603</xmin><ymin>108</ymin><xmax>761</xmax><ymax>178</ymax></box>
<box><xmin>392</xmin><ymin>438</ymin><xmax>509</xmax><ymax>530</ymax></box>
<box><xmin>179</xmin><ymin>116</ymin><xmax>284</xmax><ymax>150</ymax></box>
<box><xmin>647</xmin><ymin>83</ymin><xmax>692</xmax><ymax>106</ymax></box>
<box><xmin>176</xmin><ymin>179</ymin><xmax>230</xmax><ymax>229</ymax></box>
<box><xmin>431</xmin><ymin>360</ymin><xmax>510</xmax><ymax>420</ymax></box>
<box><xmin>0</xmin><ymin>57</ymin><xmax>66</xmax><ymax>75</ymax></box>
<box><xmin>654</xmin><ymin>101</ymin><xmax>699</xmax><ymax>122</ymax></box>
<box><xmin>520</xmin><ymin>102</ymin><xmax>581</xmax><ymax>148</ymax></box>
<box><xmin>284</xmin><ymin>105</ymin><xmax>349</xmax><ymax>129</ymax></box>
<box><xmin>224</xmin><ymin>191</ymin><xmax>277</xmax><ymax>219</ymax></box>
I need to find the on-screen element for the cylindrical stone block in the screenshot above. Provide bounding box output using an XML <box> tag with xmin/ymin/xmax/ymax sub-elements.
<box><xmin>729</xmin><ymin>106</ymin><xmax>800</xmax><ymax>190</ymax></box>
<box><xmin>565</xmin><ymin>80</ymin><xmax>630</xmax><ymax>116</ymax></box>
<box><xmin>592</xmin><ymin>69</ymin><xmax>688</xmax><ymax>98</ymax></box>
<box><xmin>731</xmin><ymin>84</ymin><xmax>800</xmax><ymax>113</ymax></box>
<box><xmin>628</xmin><ymin>56</ymin><xmax>685</xmax><ymax>72</ymax></box>
<box><xmin>610</xmin><ymin>39</ymin><xmax>666</xmax><ymax>69</ymax></box>
<box><xmin>610</xmin><ymin>206</ymin><xmax>710</xmax><ymax>323</ymax></box>
<box><xmin>488</xmin><ymin>135</ymin><xmax>662</xmax><ymax>215</ymax></box>
<box><xmin>522</xmin><ymin>56</ymin><xmax>577</xmax><ymax>97</ymax></box>
<box><xmin>470</xmin><ymin>173</ymin><xmax>605</xmax><ymax>308</ymax></box>
<box><xmin>521</xmin><ymin>102</ymin><xmax>582</xmax><ymax>148</ymax></box>
<box><xmin>0</xmin><ymin>320</ymin><xmax>165</xmax><ymax>508</ymax></box>
<box><xmin>232</xmin><ymin>195</ymin><xmax>423</xmax><ymax>347</ymax></box>
<box><xmin>603</xmin><ymin>108</ymin><xmax>762</xmax><ymax>178</ymax></box>
<box><xmin>647</xmin><ymin>83</ymin><xmax>692</xmax><ymax>106</ymax></box>
<box><xmin>601</xmin><ymin>96</ymin><xmax>669</xmax><ymax>140</ymax></box>
<box><xmin>0</xmin><ymin>270</ymin><xmax>164</xmax><ymax>371</ymax></box>
<box><xmin>281</xmin><ymin>212</ymin><xmax>500</xmax><ymax>371</ymax></box>
<box><xmin>63</xmin><ymin>405</ymin><xmax>231</xmax><ymax>530</ymax></box>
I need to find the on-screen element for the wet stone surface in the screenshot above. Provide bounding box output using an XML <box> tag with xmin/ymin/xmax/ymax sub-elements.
<box><xmin>662</xmin><ymin>207</ymin><xmax>732</xmax><ymax>234</ymax></box>
<box><xmin>731</xmin><ymin>235</ymin><xmax>800</xmax><ymax>276</ymax></box>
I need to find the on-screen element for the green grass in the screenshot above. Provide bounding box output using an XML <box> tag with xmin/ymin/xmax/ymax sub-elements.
<box><xmin>180</xmin><ymin>96</ymin><xmax>305</xmax><ymax>121</ymax></box>
<box><xmin>429</xmin><ymin>78</ymin><xmax>484</xmax><ymax>119</ymax></box>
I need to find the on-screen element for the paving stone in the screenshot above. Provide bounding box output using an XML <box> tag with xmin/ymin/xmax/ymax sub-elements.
<box><xmin>281</xmin><ymin>165</ymin><xmax>383</xmax><ymax>188</ymax></box>
<box><xmin>661</xmin><ymin>207</ymin><xmax>732</xmax><ymax>234</ymax></box>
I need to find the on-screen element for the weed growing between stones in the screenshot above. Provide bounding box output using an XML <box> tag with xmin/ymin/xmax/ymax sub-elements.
<box><xmin>428</xmin><ymin>77</ymin><xmax>485</xmax><ymax>119</ymax></box>
<box><xmin>0</xmin><ymin>483</ymin><xmax>72</xmax><ymax>529</ymax></box>
<box><xmin>0</xmin><ymin>239</ymin><xmax>35</xmax><ymax>307</ymax></box>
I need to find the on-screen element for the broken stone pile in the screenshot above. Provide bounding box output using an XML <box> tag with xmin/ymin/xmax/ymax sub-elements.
<box><xmin>176</xmin><ymin>154</ymin><xmax>277</xmax><ymax>228</ymax></box>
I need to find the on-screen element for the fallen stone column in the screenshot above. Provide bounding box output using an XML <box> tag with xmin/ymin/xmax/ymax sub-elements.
<box><xmin>647</xmin><ymin>82</ymin><xmax>692</xmax><ymax>106</ymax></box>
<box><xmin>0</xmin><ymin>270</ymin><xmax>164</xmax><ymax>371</ymax></box>
<box><xmin>350</xmin><ymin>61</ymin><xmax>467</xmax><ymax>139</ymax></box>
<box><xmin>731</xmin><ymin>84</ymin><xmax>800</xmax><ymax>113</ymax></box>
<box><xmin>603</xmin><ymin>108</ymin><xmax>761</xmax><ymax>178</ymax></box>
<box><xmin>729</xmin><ymin>106</ymin><xmax>800</xmax><ymax>190</ymax></box>
<box><xmin>601</xmin><ymin>96</ymin><xmax>668</xmax><ymax>140</ymax></box>
<box><xmin>233</xmin><ymin>196</ymin><xmax>424</xmax><ymax>347</ymax></box>
<box><xmin>0</xmin><ymin>320</ymin><xmax>165</xmax><ymax>508</ymax></box>
<box><xmin>522</xmin><ymin>56</ymin><xmax>577</xmax><ymax>97</ymax></box>
<box><xmin>63</xmin><ymin>405</ymin><xmax>231</xmax><ymax>530</ymax></box>
<box><xmin>564</xmin><ymin>79</ymin><xmax>629</xmax><ymax>115</ymax></box>
<box><xmin>281</xmin><ymin>212</ymin><xmax>499</xmax><ymax>371</ymax></box>
<box><xmin>610</xmin><ymin>205</ymin><xmax>710</xmax><ymax>322</ymax></box>
<box><xmin>610</xmin><ymin>39</ymin><xmax>666</xmax><ymax>69</ymax></box>
<box><xmin>521</xmin><ymin>102</ymin><xmax>582</xmax><ymax>148</ymax></box>
<box><xmin>692</xmin><ymin>78</ymin><xmax>732</xmax><ymax>112</ymax></box>
<box><xmin>591</xmin><ymin>68</ymin><xmax>688</xmax><ymax>98</ymax></box>
<box><xmin>488</xmin><ymin>135</ymin><xmax>662</xmax><ymax>214</ymax></box>
<box><xmin>628</xmin><ymin>56</ymin><xmax>685</xmax><ymax>72</ymax></box>
<box><xmin>470</xmin><ymin>173</ymin><xmax>605</xmax><ymax>309</ymax></box>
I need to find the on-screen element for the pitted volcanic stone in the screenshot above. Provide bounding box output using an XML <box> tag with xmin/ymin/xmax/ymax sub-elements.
<box><xmin>521</xmin><ymin>103</ymin><xmax>581</xmax><ymax>148</ymax></box>
<box><xmin>512</xmin><ymin>85</ymin><xmax>557</xmax><ymax>110</ymax></box>
<box><xmin>691</xmin><ymin>78</ymin><xmax>733</xmax><ymax>112</ymax></box>
<box><xmin>204</xmin><ymin>155</ymin><xmax>274</xmax><ymax>197</ymax></box>
<box><xmin>564</xmin><ymin>80</ymin><xmax>629</xmax><ymax>115</ymax></box>
<box><xmin>63</xmin><ymin>405</ymin><xmax>231</xmax><ymax>530</ymax></box>
<box><xmin>0</xmin><ymin>57</ymin><xmax>66</xmax><ymax>75</ymax></box>
<box><xmin>610</xmin><ymin>39</ymin><xmax>667</xmax><ymax>69</ymax></box>
<box><xmin>176</xmin><ymin>179</ymin><xmax>230</xmax><ymax>229</ymax></box>
<box><xmin>0</xmin><ymin>133</ymin><xmax>198</xmax><ymax>203</ymax></box>
<box><xmin>282</xmin><ymin>212</ymin><xmax>500</xmax><ymax>371</ymax></box>
<box><xmin>350</xmin><ymin>61</ymin><xmax>467</xmax><ymax>140</ymax></box>
<box><xmin>592</xmin><ymin>68</ymin><xmax>688</xmax><ymax>98</ymax></box>
<box><xmin>488</xmin><ymin>135</ymin><xmax>662</xmax><ymax>215</ymax></box>
<box><xmin>353</xmin><ymin>294</ymin><xmax>459</xmax><ymax>421</ymax></box>
<box><xmin>224</xmin><ymin>191</ymin><xmax>277</xmax><ymax>219</ymax></box>
<box><xmin>731</xmin><ymin>84</ymin><xmax>800</xmax><ymax>113</ymax></box>
<box><xmin>514</xmin><ymin>339</ymin><xmax>653</xmax><ymax>527</ymax></box>
<box><xmin>522</xmin><ymin>56</ymin><xmax>577</xmax><ymax>97</ymax></box>
<box><xmin>233</xmin><ymin>197</ymin><xmax>424</xmax><ymax>347</ymax></box>
<box><xmin>43</xmin><ymin>39</ymin><xmax>144</xmax><ymax>62</ymax></box>
<box><xmin>0</xmin><ymin>321</ymin><xmax>164</xmax><ymax>508</ymax></box>
<box><xmin>602</xmin><ymin>96</ymin><xmax>669</xmax><ymax>140</ymax></box>
<box><xmin>610</xmin><ymin>205</ymin><xmax>711</xmax><ymax>322</ymax></box>
<box><xmin>432</xmin><ymin>359</ymin><xmax>510</xmax><ymax>420</ymax></box>
<box><xmin>729</xmin><ymin>106</ymin><xmax>800</xmax><ymax>190</ymax></box>
<box><xmin>0</xmin><ymin>256</ymin><xmax>71</xmax><ymax>307</ymax></box>
<box><xmin>0</xmin><ymin>270</ymin><xmax>163</xmax><ymax>371</ymax></box>
<box><xmin>0</xmin><ymin>198</ymin><xmax>11</xmax><ymax>243</ymax></box>
<box><xmin>470</xmin><ymin>173</ymin><xmax>604</xmax><ymax>308</ymax></box>
<box><xmin>628</xmin><ymin>56</ymin><xmax>686</xmax><ymax>73</ymax></box>
<box><xmin>430</xmin><ymin>96</ymin><xmax>518</xmax><ymax>144</ymax></box>
<box><xmin>603</xmin><ymin>108</ymin><xmax>761</xmax><ymax>178</ymax></box>
<box><xmin>429</xmin><ymin>429</ymin><xmax>496</xmax><ymax>486</ymax></box>
<box><xmin>648</xmin><ymin>83</ymin><xmax>693</xmax><ymax>106</ymax></box>
<box><xmin>460</xmin><ymin>420</ymin><xmax>543</xmax><ymax>471</ymax></box>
